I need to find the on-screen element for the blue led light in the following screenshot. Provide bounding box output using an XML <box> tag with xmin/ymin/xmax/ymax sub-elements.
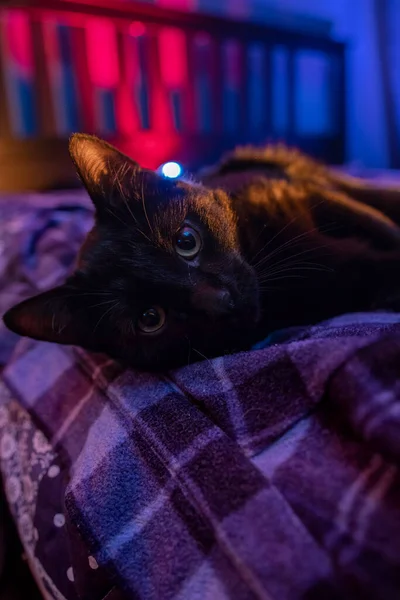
<box><xmin>160</xmin><ymin>161</ymin><xmax>182</xmax><ymax>179</ymax></box>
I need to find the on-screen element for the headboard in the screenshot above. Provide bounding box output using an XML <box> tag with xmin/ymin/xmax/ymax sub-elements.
<box><xmin>0</xmin><ymin>0</ymin><xmax>346</xmax><ymax>191</ymax></box>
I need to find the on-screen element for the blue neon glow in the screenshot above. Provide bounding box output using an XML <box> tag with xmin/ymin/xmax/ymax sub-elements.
<box><xmin>160</xmin><ymin>161</ymin><xmax>182</xmax><ymax>179</ymax></box>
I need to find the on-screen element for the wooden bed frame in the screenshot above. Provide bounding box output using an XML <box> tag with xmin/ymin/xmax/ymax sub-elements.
<box><xmin>0</xmin><ymin>0</ymin><xmax>346</xmax><ymax>191</ymax></box>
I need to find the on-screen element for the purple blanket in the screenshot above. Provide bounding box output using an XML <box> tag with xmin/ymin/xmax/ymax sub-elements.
<box><xmin>0</xmin><ymin>191</ymin><xmax>400</xmax><ymax>600</ymax></box>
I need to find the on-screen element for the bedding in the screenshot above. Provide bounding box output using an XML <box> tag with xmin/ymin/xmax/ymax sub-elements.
<box><xmin>0</xmin><ymin>189</ymin><xmax>400</xmax><ymax>600</ymax></box>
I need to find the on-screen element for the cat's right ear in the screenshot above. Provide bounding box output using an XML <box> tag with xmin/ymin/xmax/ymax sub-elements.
<box><xmin>69</xmin><ymin>134</ymin><xmax>141</xmax><ymax>212</ymax></box>
<box><xmin>69</xmin><ymin>134</ymin><xmax>176</xmax><ymax>215</ymax></box>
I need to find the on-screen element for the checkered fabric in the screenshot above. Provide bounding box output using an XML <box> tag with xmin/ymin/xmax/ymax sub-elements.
<box><xmin>1</xmin><ymin>191</ymin><xmax>400</xmax><ymax>600</ymax></box>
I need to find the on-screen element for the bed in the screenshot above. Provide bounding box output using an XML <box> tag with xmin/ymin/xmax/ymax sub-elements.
<box><xmin>1</xmin><ymin>2</ymin><xmax>400</xmax><ymax>600</ymax></box>
<box><xmin>1</xmin><ymin>185</ymin><xmax>400</xmax><ymax>600</ymax></box>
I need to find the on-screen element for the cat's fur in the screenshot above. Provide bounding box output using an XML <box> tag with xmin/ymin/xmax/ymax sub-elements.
<box><xmin>4</xmin><ymin>135</ymin><xmax>400</xmax><ymax>369</ymax></box>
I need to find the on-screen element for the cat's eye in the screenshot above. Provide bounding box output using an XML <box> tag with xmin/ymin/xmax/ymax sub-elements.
<box><xmin>174</xmin><ymin>226</ymin><xmax>201</xmax><ymax>259</ymax></box>
<box><xmin>137</xmin><ymin>306</ymin><xmax>166</xmax><ymax>333</ymax></box>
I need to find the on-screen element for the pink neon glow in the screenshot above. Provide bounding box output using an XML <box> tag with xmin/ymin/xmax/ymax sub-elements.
<box><xmin>158</xmin><ymin>0</ymin><xmax>195</xmax><ymax>9</ymax></box>
<box><xmin>129</xmin><ymin>21</ymin><xmax>146</xmax><ymax>37</ymax></box>
<box><xmin>121</xmin><ymin>132</ymin><xmax>182</xmax><ymax>170</ymax></box>
<box><xmin>159</xmin><ymin>28</ymin><xmax>187</xmax><ymax>88</ymax></box>
<box><xmin>6</xmin><ymin>10</ymin><xmax>33</xmax><ymax>76</ymax></box>
<box><xmin>86</xmin><ymin>18</ymin><xmax>119</xmax><ymax>87</ymax></box>
<box><xmin>116</xmin><ymin>36</ymin><xmax>140</xmax><ymax>134</ymax></box>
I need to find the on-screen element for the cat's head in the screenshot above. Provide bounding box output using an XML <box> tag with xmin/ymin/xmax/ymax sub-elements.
<box><xmin>4</xmin><ymin>135</ymin><xmax>259</xmax><ymax>369</ymax></box>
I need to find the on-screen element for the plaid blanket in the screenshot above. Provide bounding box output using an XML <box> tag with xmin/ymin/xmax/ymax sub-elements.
<box><xmin>1</xmin><ymin>191</ymin><xmax>400</xmax><ymax>600</ymax></box>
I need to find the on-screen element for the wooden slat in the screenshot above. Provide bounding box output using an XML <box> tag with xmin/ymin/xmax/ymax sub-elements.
<box><xmin>31</xmin><ymin>17</ymin><xmax>56</xmax><ymax>135</ymax></box>
<box><xmin>70</xmin><ymin>25</ymin><xmax>95</xmax><ymax>132</ymax></box>
<box><xmin>115</xmin><ymin>29</ymin><xmax>141</xmax><ymax>135</ymax></box>
<box><xmin>208</xmin><ymin>37</ymin><xmax>224</xmax><ymax>135</ymax></box>
<box><xmin>10</xmin><ymin>0</ymin><xmax>345</xmax><ymax>53</ymax></box>
<box><xmin>263</xmin><ymin>44</ymin><xmax>273</xmax><ymax>137</ymax></box>
<box><xmin>237</xmin><ymin>41</ymin><xmax>249</xmax><ymax>134</ymax></box>
<box><xmin>336</xmin><ymin>46</ymin><xmax>347</xmax><ymax>164</ymax></box>
<box><xmin>0</xmin><ymin>0</ymin><xmax>348</xmax><ymax>190</ymax></box>
<box><xmin>286</xmin><ymin>48</ymin><xmax>296</xmax><ymax>142</ymax></box>
<box><xmin>181</xmin><ymin>32</ymin><xmax>196</xmax><ymax>133</ymax></box>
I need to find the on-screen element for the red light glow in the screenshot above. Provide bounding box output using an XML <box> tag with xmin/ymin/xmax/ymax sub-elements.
<box><xmin>86</xmin><ymin>18</ymin><xmax>119</xmax><ymax>87</ymax></box>
<box><xmin>6</xmin><ymin>9</ymin><xmax>33</xmax><ymax>77</ymax></box>
<box><xmin>159</xmin><ymin>28</ymin><xmax>187</xmax><ymax>88</ymax></box>
<box><xmin>129</xmin><ymin>21</ymin><xmax>146</xmax><ymax>37</ymax></box>
<box><xmin>158</xmin><ymin>0</ymin><xmax>195</xmax><ymax>8</ymax></box>
<box><xmin>116</xmin><ymin>35</ymin><xmax>140</xmax><ymax>134</ymax></box>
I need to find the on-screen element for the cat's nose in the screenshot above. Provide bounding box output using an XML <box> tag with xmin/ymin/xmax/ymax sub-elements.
<box><xmin>192</xmin><ymin>285</ymin><xmax>234</xmax><ymax>315</ymax></box>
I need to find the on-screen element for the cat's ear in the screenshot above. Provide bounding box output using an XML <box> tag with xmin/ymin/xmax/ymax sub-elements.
<box><xmin>69</xmin><ymin>134</ymin><xmax>172</xmax><ymax>212</ymax></box>
<box><xmin>3</xmin><ymin>285</ymin><xmax>89</xmax><ymax>346</ymax></box>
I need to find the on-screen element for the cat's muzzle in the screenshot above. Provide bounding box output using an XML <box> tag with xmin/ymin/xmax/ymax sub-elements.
<box><xmin>191</xmin><ymin>284</ymin><xmax>235</xmax><ymax>316</ymax></box>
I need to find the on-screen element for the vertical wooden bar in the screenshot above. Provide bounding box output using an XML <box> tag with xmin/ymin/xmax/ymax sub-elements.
<box><xmin>183</xmin><ymin>32</ymin><xmax>197</xmax><ymax>133</ymax></box>
<box><xmin>115</xmin><ymin>28</ymin><xmax>141</xmax><ymax>135</ymax></box>
<box><xmin>336</xmin><ymin>46</ymin><xmax>347</xmax><ymax>164</ymax></box>
<box><xmin>208</xmin><ymin>36</ymin><xmax>224</xmax><ymax>135</ymax></box>
<box><xmin>286</xmin><ymin>47</ymin><xmax>296</xmax><ymax>142</ymax></box>
<box><xmin>0</xmin><ymin>14</ymin><xmax>11</xmax><ymax>138</ymax></box>
<box><xmin>264</xmin><ymin>44</ymin><xmax>273</xmax><ymax>137</ymax></box>
<box><xmin>70</xmin><ymin>25</ymin><xmax>95</xmax><ymax>132</ymax></box>
<box><xmin>237</xmin><ymin>41</ymin><xmax>249</xmax><ymax>135</ymax></box>
<box><xmin>31</xmin><ymin>17</ymin><xmax>56</xmax><ymax>136</ymax></box>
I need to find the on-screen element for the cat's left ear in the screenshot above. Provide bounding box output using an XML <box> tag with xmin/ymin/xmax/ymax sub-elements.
<box><xmin>3</xmin><ymin>284</ymin><xmax>90</xmax><ymax>347</ymax></box>
<box><xmin>69</xmin><ymin>134</ymin><xmax>173</xmax><ymax>213</ymax></box>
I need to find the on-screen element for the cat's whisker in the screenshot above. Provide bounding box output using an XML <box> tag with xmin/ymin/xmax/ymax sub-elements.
<box><xmin>257</xmin><ymin>258</ymin><xmax>335</xmax><ymax>280</ymax></box>
<box><xmin>141</xmin><ymin>173</ymin><xmax>154</xmax><ymax>236</ymax></box>
<box><xmin>258</xmin><ymin>271</ymin><xmax>327</xmax><ymax>286</ymax></box>
<box><xmin>250</xmin><ymin>198</ymin><xmax>331</xmax><ymax>266</ymax></box>
<box><xmin>257</xmin><ymin>266</ymin><xmax>333</xmax><ymax>284</ymax></box>
<box><xmin>256</xmin><ymin>243</ymin><xmax>333</xmax><ymax>277</ymax></box>
<box><xmin>187</xmin><ymin>263</ymin><xmax>194</xmax><ymax>285</ymax></box>
<box><xmin>261</xmin><ymin>274</ymin><xmax>307</xmax><ymax>283</ymax></box>
<box><xmin>88</xmin><ymin>299</ymin><xmax>120</xmax><ymax>309</ymax></box>
<box><xmin>113</xmin><ymin>164</ymin><xmax>125</xmax><ymax>200</ymax></box>
<box><xmin>185</xmin><ymin>335</ymin><xmax>192</xmax><ymax>366</ymax></box>
<box><xmin>256</xmin><ymin>253</ymin><xmax>320</xmax><ymax>277</ymax></box>
<box><xmin>192</xmin><ymin>347</ymin><xmax>213</xmax><ymax>368</ymax></box>
<box><xmin>251</xmin><ymin>213</ymin><xmax>304</xmax><ymax>265</ymax></box>
<box><xmin>258</xmin><ymin>285</ymin><xmax>285</xmax><ymax>292</ymax></box>
<box><xmin>106</xmin><ymin>206</ymin><xmax>152</xmax><ymax>243</ymax></box>
<box><xmin>252</xmin><ymin>229</ymin><xmax>318</xmax><ymax>270</ymax></box>
<box><xmin>252</xmin><ymin>221</ymin><xmax>338</xmax><ymax>271</ymax></box>
<box><xmin>41</xmin><ymin>292</ymin><xmax>114</xmax><ymax>305</ymax></box>
<box><xmin>119</xmin><ymin>161</ymin><xmax>131</xmax><ymax>185</ymax></box>
<box><xmin>61</xmin><ymin>292</ymin><xmax>113</xmax><ymax>297</ymax></box>
<box><xmin>92</xmin><ymin>301</ymin><xmax>120</xmax><ymax>333</ymax></box>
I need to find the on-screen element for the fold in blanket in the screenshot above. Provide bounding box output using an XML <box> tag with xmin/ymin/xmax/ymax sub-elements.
<box><xmin>1</xmin><ymin>311</ymin><xmax>400</xmax><ymax>599</ymax></box>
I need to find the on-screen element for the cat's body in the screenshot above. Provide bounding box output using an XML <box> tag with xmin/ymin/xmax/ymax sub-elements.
<box><xmin>4</xmin><ymin>136</ymin><xmax>400</xmax><ymax>370</ymax></box>
<box><xmin>201</xmin><ymin>152</ymin><xmax>400</xmax><ymax>335</ymax></box>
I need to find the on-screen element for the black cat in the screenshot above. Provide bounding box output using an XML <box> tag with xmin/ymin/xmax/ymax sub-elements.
<box><xmin>4</xmin><ymin>135</ymin><xmax>400</xmax><ymax>369</ymax></box>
